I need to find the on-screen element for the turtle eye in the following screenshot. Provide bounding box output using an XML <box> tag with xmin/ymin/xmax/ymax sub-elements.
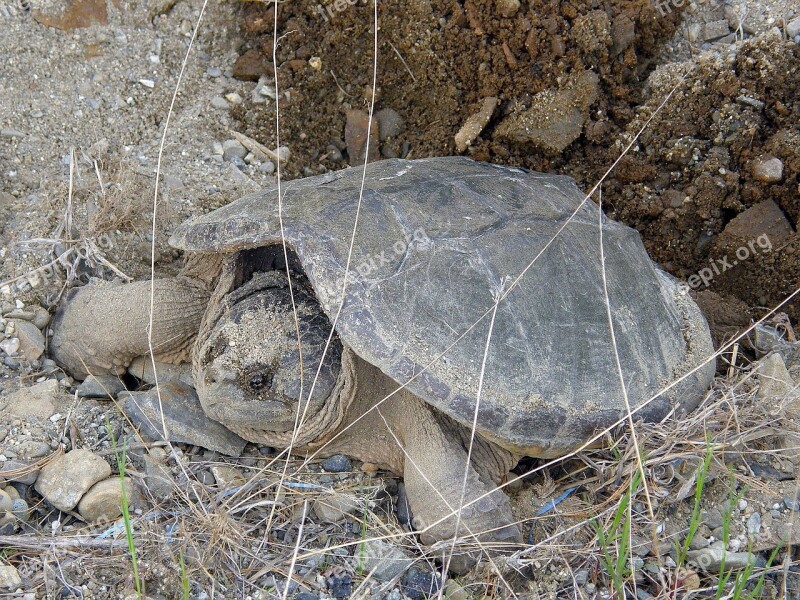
<box><xmin>247</xmin><ymin>371</ymin><xmax>274</xmax><ymax>393</ymax></box>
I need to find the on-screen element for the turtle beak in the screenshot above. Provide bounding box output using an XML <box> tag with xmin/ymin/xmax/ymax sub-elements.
<box><xmin>196</xmin><ymin>359</ymin><xmax>297</xmax><ymax>432</ymax></box>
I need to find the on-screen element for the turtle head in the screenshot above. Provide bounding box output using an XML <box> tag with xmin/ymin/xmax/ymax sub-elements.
<box><xmin>196</xmin><ymin>271</ymin><xmax>344</xmax><ymax>434</ymax></box>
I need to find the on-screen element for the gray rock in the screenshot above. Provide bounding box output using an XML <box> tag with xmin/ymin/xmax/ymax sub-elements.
<box><xmin>784</xmin><ymin>496</ymin><xmax>800</xmax><ymax>511</ymax></box>
<box><xmin>206</xmin><ymin>67</ymin><xmax>223</xmax><ymax>77</ymax></box>
<box><xmin>0</xmin><ymin>565</ymin><xmax>21</xmax><ymax>589</ymax></box>
<box><xmin>77</xmin><ymin>375</ymin><xmax>126</xmax><ymax>398</ymax></box>
<box><xmin>703</xmin><ymin>20</ymin><xmax>730</xmax><ymax>41</ymax></box>
<box><xmin>787</xmin><ymin>17</ymin><xmax>800</xmax><ymax>39</ymax></box>
<box><xmin>687</xmin><ymin>544</ymin><xmax>763</xmax><ymax>572</ymax></box>
<box><xmin>143</xmin><ymin>453</ymin><xmax>173</xmax><ymax>500</ymax></box>
<box><xmin>0</xmin><ymin>489</ymin><xmax>12</xmax><ymax>513</ymax></box>
<box><xmin>11</xmin><ymin>499</ymin><xmax>28</xmax><ymax>521</ymax></box>
<box><xmin>0</xmin><ymin>460</ymin><xmax>40</xmax><ymax>485</ymax></box>
<box><xmin>322</xmin><ymin>454</ymin><xmax>351</xmax><ymax>473</ymax></box>
<box><xmin>756</xmin><ymin>353</ymin><xmax>795</xmax><ymax>403</ymax></box>
<box><xmin>573</xmin><ymin>570</ymin><xmax>589</xmax><ymax>586</ymax></box>
<box><xmin>752</xmin><ymin>157</ymin><xmax>784</xmax><ymax>183</ymax></box>
<box><xmin>746</xmin><ymin>512</ymin><xmax>762</xmax><ymax>535</ymax></box>
<box><xmin>121</xmin><ymin>380</ymin><xmax>246</xmax><ymax>456</ymax></box>
<box><xmin>210</xmin><ymin>96</ymin><xmax>229</xmax><ymax>110</ymax></box>
<box><xmin>31</xmin><ymin>307</ymin><xmax>50</xmax><ymax>330</ymax></box>
<box><xmin>0</xmin><ymin>380</ymin><xmax>61</xmax><ymax>419</ymax></box>
<box><xmin>353</xmin><ymin>538</ymin><xmax>414</xmax><ymax>581</ymax></box>
<box><xmin>127</xmin><ymin>357</ymin><xmax>193</xmax><ymax>386</ymax></box>
<box><xmin>312</xmin><ymin>493</ymin><xmax>361</xmax><ymax>523</ymax></box>
<box><xmin>77</xmin><ymin>477</ymin><xmax>136</xmax><ymax>522</ymax></box>
<box><xmin>17</xmin><ymin>440</ymin><xmax>51</xmax><ymax>460</ymax></box>
<box><xmin>375</xmin><ymin>108</ymin><xmax>404</xmax><ymax>141</ymax></box>
<box><xmin>222</xmin><ymin>139</ymin><xmax>247</xmax><ymax>162</ymax></box>
<box><xmin>34</xmin><ymin>449</ymin><xmax>111</xmax><ymax>512</ymax></box>
<box><xmin>0</xmin><ymin>338</ymin><xmax>19</xmax><ymax>357</ymax></box>
<box><xmin>402</xmin><ymin>568</ymin><xmax>440</xmax><ymax>600</ymax></box>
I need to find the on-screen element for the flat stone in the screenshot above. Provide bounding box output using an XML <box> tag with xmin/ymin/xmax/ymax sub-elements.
<box><xmin>353</xmin><ymin>538</ymin><xmax>414</xmax><ymax>581</ymax></box>
<box><xmin>209</xmin><ymin>465</ymin><xmax>246</xmax><ymax>488</ymax></box>
<box><xmin>702</xmin><ymin>20</ymin><xmax>730</xmax><ymax>41</ymax></box>
<box><xmin>142</xmin><ymin>453</ymin><xmax>173</xmax><ymax>500</ymax></box>
<box><xmin>687</xmin><ymin>545</ymin><xmax>763</xmax><ymax>572</ymax></box>
<box><xmin>0</xmin><ymin>380</ymin><xmax>61</xmax><ymax>419</ymax></box>
<box><xmin>77</xmin><ymin>477</ymin><xmax>136</xmax><ymax>522</ymax></box>
<box><xmin>0</xmin><ymin>565</ymin><xmax>21</xmax><ymax>589</ymax></box>
<box><xmin>77</xmin><ymin>374</ymin><xmax>126</xmax><ymax>398</ymax></box>
<box><xmin>751</xmin><ymin>156</ymin><xmax>784</xmax><ymax>183</ymax></box>
<box><xmin>716</xmin><ymin>199</ymin><xmax>793</xmax><ymax>250</ymax></box>
<box><xmin>345</xmin><ymin>109</ymin><xmax>380</xmax><ymax>166</ymax></box>
<box><xmin>121</xmin><ymin>380</ymin><xmax>246</xmax><ymax>456</ymax></box>
<box><xmin>127</xmin><ymin>357</ymin><xmax>193</xmax><ymax>386</ymax></box>
<box><xmin>11</xmin><ymin>320</ymin><xmax>44</xmax><ymax>361</ymax></box>
<box><xmin>312</xmin><ymin>493</ymin><xmax>361</xmax><ymax>524</ymax></box>
<box><xmin>35</xmin><ymin>449</ymin><xmax>111</xmax><ymax>512</ymax></box>
<box><xmin>494</xmin><ymin>71</ymin><xmax>598</xmax><ymax>154</ymax></box>
<box><xmin>756</xmin><ymin>353</ymin><xmax>795</xmax><ymax>402</ymax></box>
<box><xmin>454</xmin><ymin>97</ymin><xmax>497</xmax><ymax>152</ymax></box>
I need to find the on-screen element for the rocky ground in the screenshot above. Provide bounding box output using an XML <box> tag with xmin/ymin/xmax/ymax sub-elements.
<box><xmin>0</xmin><ymin>0</ymin><xmax>799</xmax><ymax>597</ymax></box>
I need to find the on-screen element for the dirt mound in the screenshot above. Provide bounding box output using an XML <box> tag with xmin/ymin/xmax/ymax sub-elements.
<box><xmin>231</xmin><ymin>2</ymin><xmax>798</xmax><ymax>323</ymax></box>
<box><xmin>230</xmin><ymin>0</ymin><xmax>682</xmax><ymax>174</ymax></box>
<box><xmin>605</xmin><ymin>33</ymin><xmax>799</xmax><ymax>319</ymax></box>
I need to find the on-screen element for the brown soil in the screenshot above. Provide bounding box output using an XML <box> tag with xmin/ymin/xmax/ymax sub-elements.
<box><xmin>229</xmin><ymin>0</ymin><xmax>799</xmax><ymax>324</ymax></box>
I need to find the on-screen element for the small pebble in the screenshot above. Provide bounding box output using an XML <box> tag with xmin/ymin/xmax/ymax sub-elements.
<box><xmin>210</xmin><ymin>96</ymin><xmax>229</xmax><ymax>110</ymax></box>
<box><xmin>402</xmin><ymin>568</ymin><xmax>441</xmax><ymax>600</ymax></box>
<box><xmin>326</xmin><ymin>571</ymin><xmax>352</xmax><ymax>599</ymax></box>
<box><xmin>746</xmin><ymin>512</ymin><xmax>761</xmax><ymax>535</ymax></box>
<box><xmin>206</xmin><ymin>67</ymin><xmax>223</xmax><ymax>77</ymax></box>
<box><xmin>752</xmin><ymin>157</ymin><xmax>784</xmax><ymax>183</ymax></box>
<box><xmin>322</xmin><ymin>454</ymin><xmax>353</xmax><ymax>473</ymax></box>
<box><xmin>222</xmin><ymin>139</ymin><xmax>247</xmax><ymax>162</ymax></box>
<box><xmin>139</xmin><ymin>79</ymin><xmax>155</xmax><ymax>88</ymax></box>
<box><xmin>225</xmin><ymin>92</ymin><xmax>243</xmax><ymax>105</ymax></box>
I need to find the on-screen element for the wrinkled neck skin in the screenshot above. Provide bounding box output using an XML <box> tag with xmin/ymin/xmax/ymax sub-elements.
<box><xmin>193</xmin><ymin>252</ymin><xmax>354</xmax><ymax>448</ymax></box>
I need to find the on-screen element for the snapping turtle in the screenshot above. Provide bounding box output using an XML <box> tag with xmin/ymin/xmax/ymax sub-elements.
<box><xmin>51</xmin><ymin>156</ymin><xmax>714</xmax><ymax>565</ymax></box>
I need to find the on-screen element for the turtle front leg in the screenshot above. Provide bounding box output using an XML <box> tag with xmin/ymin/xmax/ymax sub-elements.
<box><xmin>378</xmin><ymin>390</ymin><xmax>522</xmax><ymax>573</ymax></box>
<box><xmin>51</xmin><ymin>278</ymin><xmax>209</xmax><ymax>379</ymax></box>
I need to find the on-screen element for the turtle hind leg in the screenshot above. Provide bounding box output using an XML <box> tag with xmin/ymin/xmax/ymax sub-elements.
<box><xmin>379</xmin><ymin>391</ymin><xmax>522</xmax><ymax>574</ymax></box>
<box><xmin>50</xmin><ymin>277</ymin><xmax>209</xmax><ymax>379</ymax></box>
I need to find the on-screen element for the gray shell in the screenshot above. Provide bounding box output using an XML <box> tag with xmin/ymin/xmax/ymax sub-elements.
<box><xmin>170</xmin><ymin>157</ymin><xmax>715</xmax><ymax>455</ymax></box>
